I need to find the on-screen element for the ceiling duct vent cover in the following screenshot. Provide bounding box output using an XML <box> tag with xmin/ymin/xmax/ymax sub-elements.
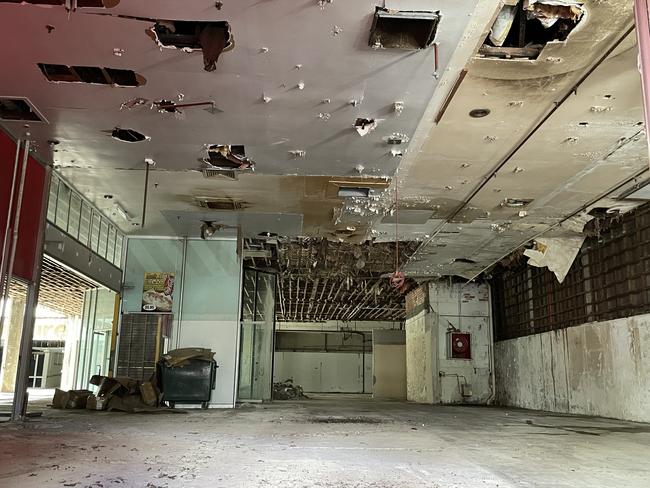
<box><xmin>202</xmin><ymin>169</ymin><xmax>239</xmax><ymax>180</ymax></box>
<box><xmin>195</xmin><ymin>197</ymin><xmax>244</xmax><ymax>211</ymax></box>
<box><xmin>369</xmin><ymin>7</ymin><xmax>440</xmax><ymax>49</ymax></box>
<box><xmin>0</xmin><ymin>97</ymin><xmax>46</xmax><ymax>122</ymax></box>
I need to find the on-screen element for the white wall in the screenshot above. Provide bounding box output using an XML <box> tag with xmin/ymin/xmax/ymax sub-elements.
<box><xmin>495</xmin><ymin>314</ymin><xmax>650</xmax><ymax>422</ymax></box>
<box><xmin>431</xmin><ymin>282</ymin><xmax>493</xmax><ymax>404</ymax></box>
<box><xmin>175</xmin><ymin>320</ymin><xmax>239</xmax><ymax>407</ymax></box>
<box><xmin>372</xmin><ymin>330</ymin><xmax>406</xmax><ymax>400</ymax></box>
<box><xmin>405</xmin><ymin>281</ymin><xmax>494</xmax><ymax>404</ymax></box>
<box><xmin>274</xmin><ymin>352</ymin><xmax>372</xmax><ymax>393</ymax></box>
<box><xmin>405</xmin><ymin>309</ymin><xmax>436</xmax><ymax>403</ymax></box>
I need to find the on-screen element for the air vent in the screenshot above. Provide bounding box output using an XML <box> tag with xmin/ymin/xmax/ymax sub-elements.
<box><xmin>0</xmin><ymin>97</ymin><xmax>45</xmax><ymax>122</ymax></box>
<box><xmin>195</xmin><ymin>197</ymin><xmax>244</xmax><ymax>211</ymax></box>
<box><xmin>38</xmin><ymin>63</ymin><xmax>144</xmax><ymax>87</ymax></box>
<box><xmin>202</xmin><ymin>169</ymin><xmax>238</xmax><ymax>180</ymax></box>
<box><xmin>338</xmin><ymin>187</ymin><xmax>370</xmax><ymax>198</ymax></box>
<box><xmin>0</xmin><ymin>1</ymin><xmax>119</xmax><ymax>7</ymax></box>
<box><xmin>369</xmin><ymin>7</ymin><xmax>440</xmax><ymax>49</ymax></box>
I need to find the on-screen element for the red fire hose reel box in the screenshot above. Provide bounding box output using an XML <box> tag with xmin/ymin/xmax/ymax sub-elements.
<box><xmin>449</xmin><ymin>332</ymin><xmax>471</xmax><ymax>360</ymax></box>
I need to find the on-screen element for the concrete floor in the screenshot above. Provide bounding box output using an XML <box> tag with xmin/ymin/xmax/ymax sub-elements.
<box><xmin>1</xmin><ymin>396</ymin><xmax>649</xmax><ymax>488</ymax></box>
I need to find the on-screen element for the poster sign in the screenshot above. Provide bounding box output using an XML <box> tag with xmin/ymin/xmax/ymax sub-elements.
<box><xmin>142</xmin><ymin>272</ymin><xmax>175</xmax><ymax>312</ymax></box>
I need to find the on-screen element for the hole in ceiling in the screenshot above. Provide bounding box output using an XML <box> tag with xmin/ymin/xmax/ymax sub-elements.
<box><xmin>204</xmin><ymin>145</ymin><xmax>255</xmax><ymax>171</ymax></box>
<box><xmin>501</xmin><ymin>198</ymin><xmax>533</xmax><ymax>208</ymax></box>
<box><xmin>149</xmin><ymin>20</ymin><xmax>233</xmax><ymax>72</ymax></box>
<box><xmin>354</xmin><ymin>118</ymin><xmax>377</xmax><ymax>136</ymax></box>
<box><xmin>338</xmin><ymin>187</ymin><xmax>371</xmax><ymax>198</ymax></box>
<box><xmin>453</xmin><ymin>258</ymin><xmax>477</xmax><ymax>264</ymax></box>
<box><xmin>369</xmin><ymin>7</ymin><xmax>439</xmax><ymax>49</ymax></box>
<box><xmin>479</xmin><ymin>1</ymin><xmax>585</xmax><ymax>60</ymax></box>
<box><xmin>578</xmin><ymin>121</ymin><xmax>589</xmax><ymax>126</ymax></box>
<box><xmin>0</xmin><ymin>98</ymin><xmax>44</xmax><ymax>122</ymax></box>
<box><xmin>469</xmin><ymin>108</ymin><xmax>491</xmax><ymax>118</ymax></box>
<box><xmin>153</xmin><ymin>99</ymin><xmax>179</xmax><ymax>113</ymax></box>
<box><xmin>111</xmin><ymin>128</ymin><xmax>148</xmax><ymax>143</ymax></box>
<box><xmin>38</xmin><ymin>64</ymin><xmax>144</xmax><ymax>87</ymax></box>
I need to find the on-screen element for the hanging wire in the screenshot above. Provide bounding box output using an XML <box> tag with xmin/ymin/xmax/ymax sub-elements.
<box><xmin>395</xmin><ymin>176</ymin><xmax>399</xmax><ymax>271</ymax></box>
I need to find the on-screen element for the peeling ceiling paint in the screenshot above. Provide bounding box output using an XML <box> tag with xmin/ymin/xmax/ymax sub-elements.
<box><xmin>0</xmin><ymin>0</ymin><xmax>647</xmax><ymax>283</ymax></box>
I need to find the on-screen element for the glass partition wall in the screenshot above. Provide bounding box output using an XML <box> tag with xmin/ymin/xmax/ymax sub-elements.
<box><xmin>238</xmin><ymin>268</ymin><xmax>276</xmax><ymax>402</ymax></box>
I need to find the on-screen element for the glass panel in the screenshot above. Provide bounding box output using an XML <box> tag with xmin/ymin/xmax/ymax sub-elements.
<box><xmin>76</xmin><ymin>289</ymin><xmax>116</xmax><ymax>389</ymax></box>
<box><xmin>90</xmin><ymin>210</ymin><xmax>101</xmax><ymax>253</ymax></box>
<box><xmin>181</xmin><ymin>240</ymin><xmax>240</xmax><ymax>322</ymax></box>
<box><xmin>68</xmin><ymin>193</ymin><xmax>82</xmax><ymax>239</ymax></box>
<box><xmin>78</xmin><ymin>201</ymin><xmax>92</xmax><ymax>246</ymax></box>
<box><xmin>122</xmin><ymin>238</ymin><xmax>184</xmax><ymax>314</ymax></box>
<box><xmin>98</xmin><ymin>218</ymin><xmax>109</xmax><ymax>259</ymax></box>
<box><xmin>113</xmin><ymin>234</ymin><xmax>123</xmax><ymax>268</ymax></box>
<box><xmin>238</xmin><ymin>269</ymin><xmax>275</xmax><ymax>402</ymax></box>
<box><xmin>55</xmin><ymin>183</ymin><xmax>71</xmax><ymax>230</ymax></box>
<box><xmin>47</xmin><ymin>175</ymin><xmax>59</xmax><ymax>222</ymax></box>
<box><xmin>106</xmin><ymin>226</ymin><xmax>116</xmax><ymax>265</ymax></box>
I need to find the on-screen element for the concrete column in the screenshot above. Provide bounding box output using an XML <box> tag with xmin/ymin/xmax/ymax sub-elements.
<box><xmin>0</xmin><ymin>298</ymin><xmax>25</xmax><ymax>393</ymax></box>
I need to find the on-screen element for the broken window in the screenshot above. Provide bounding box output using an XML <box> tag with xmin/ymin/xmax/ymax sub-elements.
<box><xmin>479</xmin><ymin>1</ymin><xmax>584</xmax><ymax>60</ymax></box>
<box><xmin>203</xmin><ymin>145</ymin><xmax>255</xmax><ymax>171</ymax></box>
<box><xmin>369</xmin><ymin>7</ymin><xmax>439</xmax><ymax>49</ymax></box>
<box><xmin>149</xmin><ymin>21</ymin><xmax>233</xmax><ymax>72</ymax></box>
<box><xmin>0</xmin><ymin>98</ymin><xmax>44</xmax><ymax>122</ymax></box>
<box><xmin>38</xmin><ymin>64</ymin><xmax>144</xmax><ymax>87</ymax></box>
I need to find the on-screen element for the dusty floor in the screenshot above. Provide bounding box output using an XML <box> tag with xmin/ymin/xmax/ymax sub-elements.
<box><xmin>1</xmin><ymin>395</ymin><xmax>649</xmax><ymax>488</ymax></box>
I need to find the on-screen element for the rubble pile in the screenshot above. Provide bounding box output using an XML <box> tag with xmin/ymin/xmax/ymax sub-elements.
<box><xmin>272</xmin><ymin>379</ymin><xmax>308</xmax><ymax>400</ymax></box>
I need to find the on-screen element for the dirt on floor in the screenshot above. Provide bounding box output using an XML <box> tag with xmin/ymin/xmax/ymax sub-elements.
<box><xmin>1</xmin><ymin>396</ymin><xmax>650</xmax><ymax>488</ymax></box>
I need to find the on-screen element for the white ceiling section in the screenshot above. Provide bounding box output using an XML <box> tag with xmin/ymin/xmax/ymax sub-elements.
<box><xmin>0</xmin><ymin>0</ymin><xmax>648</xmax><ymax>280</ymax></box>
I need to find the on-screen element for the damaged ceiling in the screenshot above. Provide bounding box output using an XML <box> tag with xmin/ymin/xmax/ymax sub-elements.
<box><xmin>245</xmin><ymin>237</ymin><xmax>418</xmax><ymax>322</ymax></box>
<box><xmin>1</xmin><ymin>0</ymin><xmax>648</xmax><ymax>291</ymax></box>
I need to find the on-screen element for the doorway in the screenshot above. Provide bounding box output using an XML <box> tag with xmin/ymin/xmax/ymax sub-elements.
<box><xmin>237</xmin><ymin>268</ymin><xmax>276</xmax><ymax>402</ymax></box>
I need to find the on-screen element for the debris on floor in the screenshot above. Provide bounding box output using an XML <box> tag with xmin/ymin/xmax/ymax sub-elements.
<box><xmin>273</xmin><ymin>379</ymin><xmax>308</xmax><ymax>400</ymax></box>
<box><xmin>52</xmin><ymin>375</ymin><xmax>173</xmax><ymax>414</ymax></box>
<box><xmin>51</xmin><ymin>389</ymin><xmax>93</xmax><ymax>410</ymax></box>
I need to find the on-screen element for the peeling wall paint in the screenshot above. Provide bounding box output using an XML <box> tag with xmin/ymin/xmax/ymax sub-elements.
<box><xmin>406</xmin><ymin>281</ymin><xmax>493</xmax><ymax>404</ymax></box>
<box><xmin>495</xmin><ymin>314</ymin><xmax>650</xmax><ymax>422</ymax></box>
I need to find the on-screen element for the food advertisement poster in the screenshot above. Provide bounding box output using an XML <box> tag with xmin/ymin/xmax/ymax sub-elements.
<box><xmin>142</xmin><ymin>272</ymin><xmax>175</xmax><ymax>312</ymax></box>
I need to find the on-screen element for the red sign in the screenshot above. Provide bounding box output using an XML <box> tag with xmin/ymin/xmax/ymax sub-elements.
<box><xmin>0</xmin><ymin>129</ymin><xmax>48</xmax><ymax>282</ymax></box>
